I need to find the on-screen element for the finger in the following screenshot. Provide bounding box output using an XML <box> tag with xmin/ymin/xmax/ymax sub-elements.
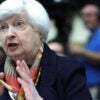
<box><xmin>16</xmin><ymin>60</ymin><xmax>20</xmax><ymax>66</ymax></box>
<box><xmin>16</xmin><ymin>63</ymin><xmax>30</xmax><ymax>82</ymax></box>
<box><xmin>17</xmin><ymin>77</ymin><xmax>32</xmax><ymax>92</ymax></box>
<box><xmin>22</xmin><ymin>60</ymin><xmax>30</xmax><ymax>75</ymax></box>
<box><xmin>16</xmin><ymin>66</ymin><xmax>29</xmax><ymax>81</ymax></box>
<box><xmin>16</xmin><ymin>60</ymin><xmax>32</xmax><ymax>83</ymax></box>
<box><xmin>17</xmin><ymin>77</ymin><xmax>42</xmax><ymax>100</ymax></box>
<box><xmin>16</xmin><ymin>60</ymin><xmax>25</xmax><ymax>72</ymax></box>
<box><xmin>0</xmin><ymin>72</ymin><xmax>4</xmax><ymax>79</ymax></box>
<box><xmin>17</xmin><ymin>77</ymin><xmax>27</xmax><ymax>91</ymax></box>
<box><xmin>16</xmin><ymin>60</ymin><xmax>29</xmax><ymax>75</ymax></box>
<box><xmin>17</xmin><ymin>77</ymin><xmax>37</xmax><ymax>98</ymax></box>
<box><xmin>16</xmin><ymin>60</ymin><xmax>26</xmax><ymax>76</ymax></box>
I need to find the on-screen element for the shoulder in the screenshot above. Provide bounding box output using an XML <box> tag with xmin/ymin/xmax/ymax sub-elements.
<box><xmin>43</xmin><ymin>43</ymin><xmax>85</xmax><ymax>80</ymax></box>
<box><xmin>96</xmin><ymin>27</ymin><xmax>100</xmax><ymax>33</ymax></box>
<box><xmin>56</xmin><ymin>55</ymin><xmax>85</xmax><ymax>77</ymax></box>
<box><xmin>43</xmin><ymin>43</ymin><xmax>85</xmax><ymax>77</ymax></box>
<box><xmin>56</xmin><ymin>55</ymin><xmax>86</xmax><ymax>87</ymax></box>
<box><xmin>56</xmin><ymin>56</ymin><xmax>92</xmax><ymax>99</ymax></box>
<box><xmin>41</xmin><ymin>44</ymin><xmax>92</xmax><ymax>99</ymax></box>
<box><xmin>91</xmin><ymin>28</ymin><xmax>100</xmax><ymax>46</ymax></box>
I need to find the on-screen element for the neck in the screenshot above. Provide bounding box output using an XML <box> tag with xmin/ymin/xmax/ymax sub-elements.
<box><xmin>25</xmin><ymin>43</ymin><xmax>42</xmax><ymax>65</ymax></box>
<box><xmin>25</xmin><ymin>55</ymin><xmax>35</xmax><ymax>65</ymax></box>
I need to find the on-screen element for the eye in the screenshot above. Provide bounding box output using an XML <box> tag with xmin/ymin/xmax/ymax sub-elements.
<box><xmin>14</xmin><ymin>20</ymin><xmax>25</xmax><ymax>27</ymax></box>
<box><xmin>0</xmin><ymin>24</ymin><xmax>8</xmax><ymax>32</ymax></box>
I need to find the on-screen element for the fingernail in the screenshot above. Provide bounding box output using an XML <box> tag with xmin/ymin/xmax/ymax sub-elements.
<box><xmin>16</xmin><ymin>60</ymin><xmax>20</xmax><ymax>64</ymax></box>
<box><xmin>0</xmin><ymin>72</ymin><xmax>4</xmax><ymax>75</ymax></box>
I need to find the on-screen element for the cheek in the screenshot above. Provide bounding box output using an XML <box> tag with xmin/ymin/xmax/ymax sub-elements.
<box><xmin>22</xmin><ymin>36</ymin><xmax>39</xmax><ymax>52</ymax></box>
<box><xmin>19</xmin><ymin>35</ymin><xmax>32</xmax><ymax>53</ymax></box>
<box><xmin>0</xmin><ymin>37</ymin><xmax>7</xmax><ymax>52</ymax></box>
<box><xmin>18</xmin><ymin>31</ymin><xmax>41</xmax><ymax>53</ymax></box>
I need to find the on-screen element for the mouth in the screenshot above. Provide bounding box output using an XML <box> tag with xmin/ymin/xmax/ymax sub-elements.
<box><xmin>8</xmin><ymin>43</ymin><xmax>18</xmax><ymax>47</ymax></box>
<box><xmin>7</xmin><ymin>43</ymin><xmax>19</xmax><ymax>51</ymax></box>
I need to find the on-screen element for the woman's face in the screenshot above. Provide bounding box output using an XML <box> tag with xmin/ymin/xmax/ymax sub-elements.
<box><xmin>0</xmin><ymin>12</ymin><xmax>41</xmax><ymax>62</ymax></box>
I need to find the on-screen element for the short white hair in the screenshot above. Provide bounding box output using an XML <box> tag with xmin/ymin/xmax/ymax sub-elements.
<box><xmin>0</xmin><ymin>0</ymin><xmax>50</xmax><ymax>38</ymax></box>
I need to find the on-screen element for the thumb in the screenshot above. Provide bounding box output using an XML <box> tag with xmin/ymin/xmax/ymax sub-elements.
<box><xmin>0</xmin><ymin>72</ymin><xmax>4</xmax><ymax>79</ymax></box>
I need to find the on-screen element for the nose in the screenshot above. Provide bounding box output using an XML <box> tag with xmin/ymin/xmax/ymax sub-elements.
<box><xmin>7</xmin><ymin>26</ymin><xmax>16</xmax><ymax>39</ymax></box>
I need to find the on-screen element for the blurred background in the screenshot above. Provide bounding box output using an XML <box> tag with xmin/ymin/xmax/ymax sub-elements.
<box><xmin>37</xmin><ymin>0</ymin><xmax>100</xmax><ymax>55</ymax></box>
<box><xmin>38</xmin><ymin>0</ymin><xmax>99</xmax><ymax>42</ymax></box>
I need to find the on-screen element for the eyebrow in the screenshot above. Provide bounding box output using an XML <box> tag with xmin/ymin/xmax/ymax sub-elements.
<box><xmin>14</xmin><ymin>15</ymin><xmax>26</xmax><ymax>22</ymax></box>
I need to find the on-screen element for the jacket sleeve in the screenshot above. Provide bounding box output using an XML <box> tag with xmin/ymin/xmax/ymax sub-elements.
<box><xmin>57</xmin><ymin>56</ymin><xmax>92</xmax><ymax>100</ymax></box>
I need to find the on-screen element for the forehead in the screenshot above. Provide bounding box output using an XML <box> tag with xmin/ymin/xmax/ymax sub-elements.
<box><xmin>81</xmin><ymin>5</ymin><xmax>99</xmax><ymax>13</ymax></box>
<box><xmin>0</xmin><ymin>12</ymin><xmax>28</xmax><ymax>23</ymax></box>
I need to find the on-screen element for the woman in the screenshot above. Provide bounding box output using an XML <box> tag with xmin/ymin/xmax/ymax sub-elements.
<box><xmin>0</xmin><ymin>0</ymin><xmax>92</xmax><ymax>100</ymax></box>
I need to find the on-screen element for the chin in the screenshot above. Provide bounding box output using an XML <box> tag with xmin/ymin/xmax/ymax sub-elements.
<box><xmin>8</xmin><ymin>52</ymin><xmax>23</xmax><ymax>61</ymax></box>
<box><xmin>11</xmin><ymin>56</ymin><xmax>24</xmax><ymax>63</ymax></box>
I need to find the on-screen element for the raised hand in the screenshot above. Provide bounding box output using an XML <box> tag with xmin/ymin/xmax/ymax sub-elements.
<box><xmin>16</xmin><ymin>60</ymin><xmax>43</xmax><ymax>100</ymax></box>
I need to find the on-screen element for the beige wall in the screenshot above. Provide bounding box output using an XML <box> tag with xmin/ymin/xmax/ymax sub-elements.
<box><xmin>68</xmin><ymin>15</ymin><xmax>91</xmax><ymax>45</ymax></box>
